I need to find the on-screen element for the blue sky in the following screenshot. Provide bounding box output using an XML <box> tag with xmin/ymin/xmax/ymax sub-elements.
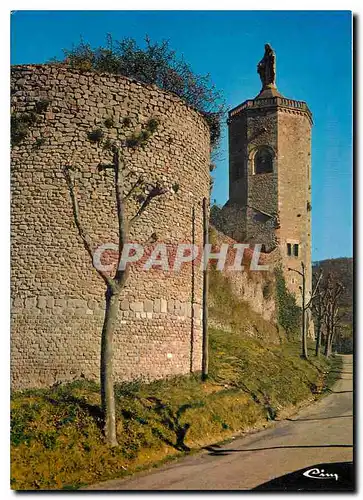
<box><xmin>11</xmin><ymin>10</ymin><xmax>352</xmax><ymax>261</ymax></box>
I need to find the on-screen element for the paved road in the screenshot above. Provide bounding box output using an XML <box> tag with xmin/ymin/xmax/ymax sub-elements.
<box><xmin>88</xmin><ymin>354</ymin><xmax>353</xmax><ymax>490</ymax></box>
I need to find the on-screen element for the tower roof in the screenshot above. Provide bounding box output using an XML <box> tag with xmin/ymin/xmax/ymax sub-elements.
<box><xmin>255</xmin><ymin>86</ymin><xmax>282</xmax><ymax>99</ymax></box>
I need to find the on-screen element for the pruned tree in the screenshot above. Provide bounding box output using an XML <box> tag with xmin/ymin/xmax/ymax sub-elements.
<box><xmin>63</xmin><ymin>119</ymin><xmax>171</xmax><ymax>446</ymax></box>
<box><xmin>311</xmin><ymin>271</ymin><xmax>327</xmax><ymax>357</ymax></box>
<box><xmin>322</xmin><ymin>274</ymin><xmax>345</xmax><ymax>357</ymax></box>
<box><xmin>288</xmin><ymin>262</ymin><xmax>322</xmax><ymax>359</ymax></box>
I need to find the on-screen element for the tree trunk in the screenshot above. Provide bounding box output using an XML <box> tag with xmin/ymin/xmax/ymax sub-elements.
<box><xmin>100</xmin><ymin>284</ymin><xmax>119</xmax><ymax>447</ymax></box>
<box><xmin>202</xmin><ymin>197</ymin><xmax>209</xmax><ymax>380</ymax></box>
<box><xmin>302</xmin><ymin>310</ymin><xmax>308</xmax><ymax>359</ymax></box>
<box><xmin>324</xmin><ymin>328</ymin><xmax>331</xmax><ymax>358</ymax></box>
<box><xmin>315</xmin><ymin>322</ymin><xmax>321</xmax><ymax>357</ymax></box>
<box><xmin>302</xmin><ymin>275</ymin><xmax>308</xmax><ymax>359</ymax></box>
<box><xmin>329</xmin><ymin>328</ymin><xmax>336</xmax><ymax>354</ymax></box>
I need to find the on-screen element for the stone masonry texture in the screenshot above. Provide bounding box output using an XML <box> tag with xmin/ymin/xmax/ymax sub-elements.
<box><xmin>211</xmin><ymin>228</ymin><xmax>278</xmax><ymax>324</ymax></box>
<box><xmin>11</xmin><ymin>65</ymin><xmax>210</xmax><ymax>390</ymax></box>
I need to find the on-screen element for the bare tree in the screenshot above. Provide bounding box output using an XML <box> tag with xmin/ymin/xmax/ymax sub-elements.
<box><xmin>288</xmin><ymin>263</ymin><xmax>322</xmax><ymax>359</ymax></box>
<box><xmin>63</xmin><ymin>121</ymin><xmax>170</xmax><ymax>446</ymax></box>
<box><xmin>311</xmin><ymin>290</ymin><xmax>325</xmax><ymax>357</ymax></box>
<box><xmin>323</xmin><ymin>275</ymin><xmax>344</xmax><ymax>357</ymax></box>
<box><xmin>311</xmin><ymin>272</ymin><xmax>327</xmax><ymax>357</ymax></box>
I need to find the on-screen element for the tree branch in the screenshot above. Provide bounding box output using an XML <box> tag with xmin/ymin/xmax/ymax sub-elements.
<box><xmin>306</xmin><ymin>270</ymin><xmax>323</xmax><ymax>309</ymax></box>
<box><xmin>63</xmin><ymin>165</ymin><xmax>115</xmax><ymax>288</ymax></box>
<box><xmin>288</xmin><ymin>267</ymin><xmax>303</xmax><ymax>277</ymax></box>
<box><xmin>123</xmin><ymin>175</ymin><xmax>144</xmax><ymax>203</ymax></box>
<box><xmin>113</xmin><ymin>149</ymin><xmax>129</xmax><ymax>285</ymax></box>
<box><xmin>129</xmin><ymin>184</ymin><xmax>168</xmax><ymax>227</ymax></box>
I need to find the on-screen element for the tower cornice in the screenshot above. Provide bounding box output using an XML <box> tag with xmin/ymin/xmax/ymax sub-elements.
<box><xmin>228</xmin><ymin>96</ymin><xmax>313</xmax><ymax>126</ymax></box>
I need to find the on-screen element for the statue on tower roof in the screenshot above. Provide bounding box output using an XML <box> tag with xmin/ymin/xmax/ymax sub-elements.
<box><xmin>257</xmin><ymin>44</ymin><xmax>276</xmax><ymax>90</ymax></box>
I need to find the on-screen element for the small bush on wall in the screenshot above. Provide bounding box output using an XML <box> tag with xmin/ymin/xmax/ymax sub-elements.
<box><xmin>11</xmin><ymin>112</ymin><xmax>39</xmax><ymax>146</ymax></box>
<box><xmin>87</xmin><ymin>128</ymin><xmax>104</xmax><ymax>144</ymax></box>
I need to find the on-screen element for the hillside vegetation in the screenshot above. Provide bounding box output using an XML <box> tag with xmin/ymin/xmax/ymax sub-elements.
<box><xmin>313</xmin><ymin>257</ymin><xmax>353</xmax><ymax>322</ymax></box>
<box><xmin>11</xmin><ymin>269</ymin><xmax>340</xmax><ymax>490</ymax></box>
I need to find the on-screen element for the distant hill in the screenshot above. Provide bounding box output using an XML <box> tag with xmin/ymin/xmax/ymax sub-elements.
<box><xmin>312</xmin><ymin>257</ymin><xmax>353</xmax><ymax>326</ymax></box>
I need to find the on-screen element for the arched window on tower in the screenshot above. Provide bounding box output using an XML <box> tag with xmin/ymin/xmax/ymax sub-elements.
<box><xmin>254</xmin><ymin>147</ymin><xmax>274</xmax><ymax>174</ymax></box>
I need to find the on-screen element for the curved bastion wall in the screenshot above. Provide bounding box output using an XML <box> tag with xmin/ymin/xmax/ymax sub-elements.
<box><xmin>11</xmin><ymin>65</ymin><xmax>211</xmax><ymax>390</ymax></box>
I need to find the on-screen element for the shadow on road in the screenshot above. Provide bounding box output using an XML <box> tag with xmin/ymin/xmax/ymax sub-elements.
<box><xmin>287</xmin><ymin>415</ymin><xmax>353</xmax><ymax>422</ymax></box>
<box><xmin>204</xmin><ymin>444</ymin><xmax>353</xmax><ymax>456</ymax></box>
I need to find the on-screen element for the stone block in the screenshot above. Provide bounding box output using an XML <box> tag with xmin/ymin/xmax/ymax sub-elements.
<box><xmin>120</xmin><ymin>300</ymin><xmax>129</xmax><ymax>311</ymax></box>
<box><xmin>68</xmin><ymin>298</ymin><xmax>87</xmax><ymax>309</ymax></box>
<box><xmin>130</xmin><ymin>301</ymin><xmax>143</xmax><ymax>312</ymax></box>
<box><xmin>160</xmin><ymin>299</ymin><xmax>168</xmax><ymax>314</ymax></box>
<box><xmin>55</xmin><ymin>298</ymin><xmax>66</xmax><ymax>308</ymax></box>
<box><xmin>13</xmin><ymin>297</ymin><xmax>24</xmax><ymax>308</ymax></box>
<box><xmin>87</xmin><ymin>299</ymin><xmax>98</xmax><ymax>310</ymax></box>
<box><xmin>186</xmin><ymin>303</ymin><xmax>192</xmax><ymax>318</ymax></box>
<box><xmin>178</xmin><ymin>303</ymin><xmax>186</xmax><ymax>317</ymax></box>
<box><xmin>46</xmin><ymin>297</ymin><xmax>55</xmax><ymax>309</ymax></box>
<box><xmin>25</xmin><ymin>297</ymin><xmax>36</xmax><ymax>308</ymax></box>
<box><xmin>193</xmin><ymin>304</ymin><xmax>202</xmax><ymax>319</ymax></box>
<box><xmin>144</xmin><ymin>299</ymin><xmax>153</xmax><ymax>313</ymax></box>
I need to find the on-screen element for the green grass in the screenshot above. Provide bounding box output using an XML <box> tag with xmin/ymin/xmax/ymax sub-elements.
<box><xmin>11</xmin><ymin>326</ymin><xmax>336</xmax><ymax>490</ymax></box>
<box><xmin>321</xmin><ymin>355</ymin><xmax>343</xmax><ymax>393</ymax></box>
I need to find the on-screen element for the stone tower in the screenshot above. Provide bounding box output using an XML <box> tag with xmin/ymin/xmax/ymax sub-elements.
<box><xmin>224</xmin><ymin>44</ymin><xmax>313</xmax><ymax>306</ymax></box>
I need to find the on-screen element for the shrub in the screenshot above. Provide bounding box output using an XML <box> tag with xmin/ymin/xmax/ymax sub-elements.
<box><xmin>34</xmin><ymin>137</ymin><xmax>46</xmax><ymax>149</ymax></box>
<box><xmin>87</xmin><ymin>128</ymin><xmax>104</xmax><ymax>144</ymax></box>
<box><xmin>275</xmin><ymin>266</ymin><xmax>301</xmax><ymax>337</ymax></box>
<box><xmin>11</xmin><ymin>112</ymin><xmax>39</xmax><ymax>146</ymax></box>
<box><xmin>35</xmin><ymin>99</ymin><xmax>50</xmax><ymax>113</ymax></box>
<box><xmin>146</xmin><ymin>118</ymin><xmax>159</xmax><ymax>133</ymax></box>
<box><xmin>126</xmin><ymin>119</ymin><xmax>159</xmax><ymax>149</ymax></box>
<box><xmin>122</xmin><ymin>117</ymin><xmax>132</xmax><ymax>127</ymax></box>
<box><xmin>11</xmin><ymin>114</ymin><xmax>28</xmax><ymax>146</ymax></box>
<box><xmin>52</xmin><ymin>34</ymin><xmax>225</xmax><ymax>149</ymax></box>
<box><xmin>102</xmin><ymin>137</ymin><xmax>116</xmax><ymax>152</ymax></box>
<box><xmin>126</xmin><ymin>132</ymin><xmax>141</xmax><ymax>149</ymax></box>
<box><xmin>21</xmin><ymin>112</ymin><xmax>39</xmax><ymax>126</ymax></box>
<box><xmin>104</xmin><ymin>117</ymin><xmax>114</xmax><ymax>128</ymax></box>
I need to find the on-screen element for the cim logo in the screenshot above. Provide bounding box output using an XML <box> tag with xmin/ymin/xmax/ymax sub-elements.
<box><xmin>303</xmin><ymin>468</ymin><xmax>339</xmax><ymax>481</ymax></box>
